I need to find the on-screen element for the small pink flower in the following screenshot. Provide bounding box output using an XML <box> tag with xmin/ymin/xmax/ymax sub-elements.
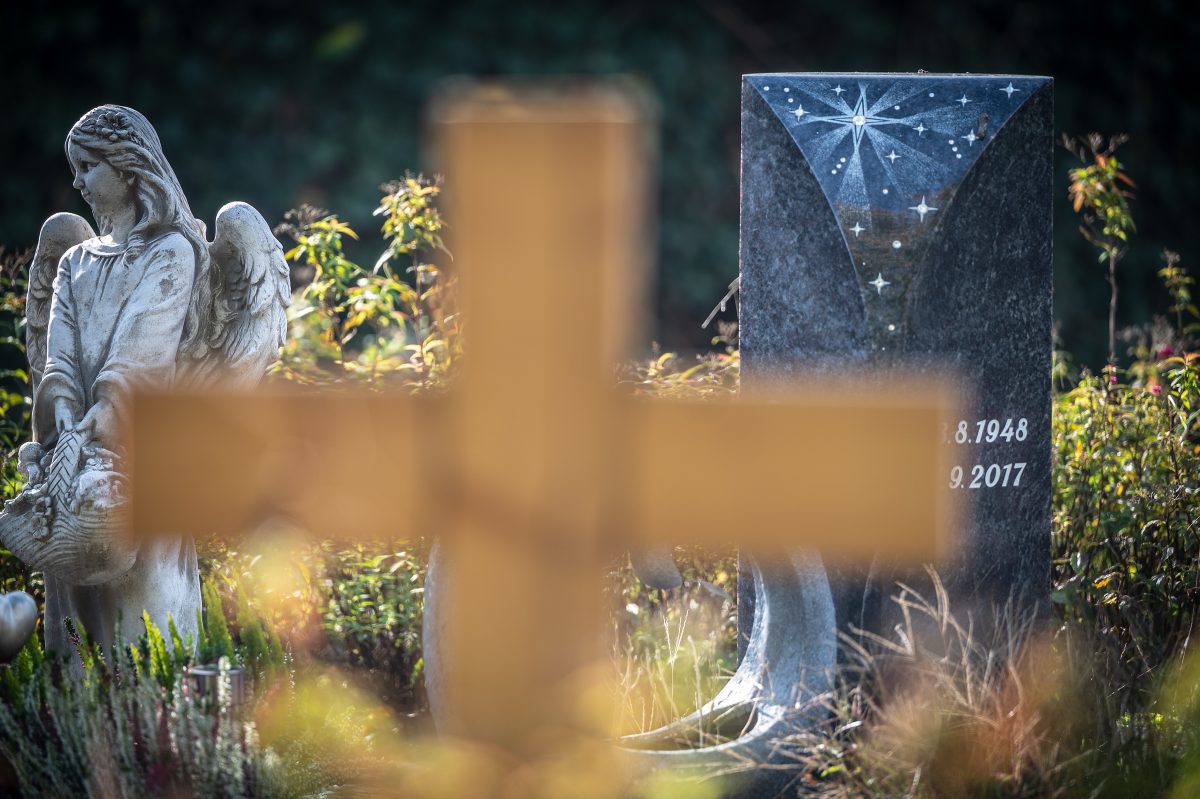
<box><xmin>1157</xmin><ymin>347</ymin><xmax>1175</xmax><ymax>359</ymax></box>
<box><xmin>1151</xmin><ymin>384</ymin><xmax>1163</xmax><ymax>395</ymax></box>
<box><xmin>1109</xmin><ymin>374</ymin><xmax>1118</xmax><ymax>384</ymax></box>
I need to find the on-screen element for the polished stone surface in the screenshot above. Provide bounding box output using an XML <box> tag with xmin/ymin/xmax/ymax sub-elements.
<box><xmin>739</xmin><ymin>74</ymin><xmax>1053</xmax><ymax>647</ymax></box>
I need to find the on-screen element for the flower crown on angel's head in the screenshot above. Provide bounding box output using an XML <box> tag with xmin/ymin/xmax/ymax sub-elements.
<box><xmin>79</xmin><ymin>110</ymin><xmax>137</xmax><ymax>142</ymax></box>
<box><xmin>69</xmin><ymin>107</ymin><xmax>154</xmax><ymax>152</ymax></box>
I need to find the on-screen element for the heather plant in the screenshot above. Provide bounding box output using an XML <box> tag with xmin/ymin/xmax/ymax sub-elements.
<box><xmin>0</xmin><ymin>619</ymin><xmax>303</xmax><ymax>798</ymax></box>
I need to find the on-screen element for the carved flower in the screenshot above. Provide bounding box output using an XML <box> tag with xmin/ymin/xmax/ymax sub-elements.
<box><xmin>79</xmin><ymin>110</ymin><xmax>141</xmax><ymax>146</ymax></box>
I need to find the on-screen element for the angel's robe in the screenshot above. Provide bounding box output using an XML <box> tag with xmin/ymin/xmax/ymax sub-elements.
<box><xmin>32</xmin><ymin>232</ymin><xmax>201</xmax><ymax>655</ymax></box>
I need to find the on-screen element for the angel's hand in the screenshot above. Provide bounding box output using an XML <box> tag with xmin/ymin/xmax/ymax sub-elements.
<box><xmin>75</xmin><ymin>401</ymin><xmax>117</xmax><ymax>446</ymax></box>
<box><xmin>55</xmin><ymin>398</ymin><xmax>75</xmax><ymax>435</ymax></box>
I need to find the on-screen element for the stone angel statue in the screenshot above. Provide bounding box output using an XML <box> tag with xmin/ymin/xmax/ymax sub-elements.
<box><xmin>0</xmin><ymin>106</ymin><xmax>290</xmax><ymax>654</ymax></box>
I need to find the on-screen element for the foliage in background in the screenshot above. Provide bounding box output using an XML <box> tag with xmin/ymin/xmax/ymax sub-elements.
<box><xmin>0</xmin><ymin>247</ymin><xmax>41</xmax><ymax>606</ymax></box>
<box><xmin>1050</xmin><ymin>253</ymin><xmax>1200</xmax><ymax>755</ymax></box>
<box><xmin>201</xmin><ymin>536</ymin><xmax>430</xmax><ymax>713</ymax></box>
<box><xmin>619</xmin><ymin>321</ymin><xmax>740</xmax><ymax>400</ymax></box>
<box><xmin>7</xmin><ymin>1</ymin><xmax>1196</xmax><ymax>365</ymax></box>
<box><xmin>1065</xmin><ymin>133</ymin><xmax>1137</xmax><ymax>364</ymax></box>
<box><xmin>0</xmin><ymin>248</ymin><xmax>30</xmax><ymax>486</ymax></box>
<box><xmin>273</xmin><ymin>176</ymin><xmax>456</xmax><ymax>390</ymax></box>
<box><xmin>318</xmin><ymin>543</ymin><xmax>427</xmax><ymax>708</ymax></box>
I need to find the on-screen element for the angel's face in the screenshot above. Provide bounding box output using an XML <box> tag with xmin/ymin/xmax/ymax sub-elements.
<box><xmin>68</xmin><ymin>141</ymin><xmax>133</xmax><ymax>222</ymax></box>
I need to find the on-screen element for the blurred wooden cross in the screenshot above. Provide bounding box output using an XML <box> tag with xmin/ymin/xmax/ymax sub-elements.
<box><xmin>127</xmin><ymin>85</ymin><xmax>957</xmax><ymax>759</ymax></box>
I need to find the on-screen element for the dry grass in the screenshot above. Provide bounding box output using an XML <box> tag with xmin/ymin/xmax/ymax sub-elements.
<box><xmin>608</xmin><ymin>549</ymin><xmax>738</xmax><ymax>741</ymax></box>
<box><xmin>776</xmin><ymin>569</ymin><xmax>1200</xmax><ymax>799</ymax></box>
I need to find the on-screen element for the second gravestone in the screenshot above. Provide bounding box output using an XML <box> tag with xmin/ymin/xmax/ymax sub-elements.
<box><xmin>738</xmin><ymin>73</ymin><xmax>1053</xmax><ymax>646</ymax></box>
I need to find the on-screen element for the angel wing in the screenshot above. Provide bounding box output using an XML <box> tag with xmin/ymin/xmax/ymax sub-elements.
<box><xmin>26</xmin><ymin>213</ymin><xmax>95</xmax><ymax>393</ymax></box>
<box><xmin>204</xmin><ymin>202</ymin><xmax>291</xmax><ymax>386</ymax></box>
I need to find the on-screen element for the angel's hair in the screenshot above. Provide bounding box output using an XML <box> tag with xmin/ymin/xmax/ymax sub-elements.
<box><xmin>66</xmin><ymin>105</ymin><xmax>214</xmax><ymax>360</ymax></box>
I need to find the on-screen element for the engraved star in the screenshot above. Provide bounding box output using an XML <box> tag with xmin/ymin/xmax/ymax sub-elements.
<box><xmin>849</xmin><ymin>221</ymin><xmax>865</xmax><ymax>237</ymax></box>
<box><xmin>833</xmin><ymin>85</ymin><xmax>845</xmax><ymax>95</ymax></box>
<box><xmin>908</xmin><ymin>196</ymin><xmax>937</xmax><ymax>222</ymax></box>
<box><xmin>816</xmin><ymin>89</ymin><xmax>902</xmax><ymax>149</ymax></box>
<box><xmin>870</xmin><ymin>273</ymin><xmax>890</xmax><ymax>294</ymax></box>
<box><xmin>886</xmin><ymin>150</ymin><xmax>900</xmax><ymax>163</ymax></box>
<box><xmin>957</xmin><ymin>94</ymin><xmax>970</xmax><ymax>106</ymax></box>
<box><xmin>1001</xmin><ymin>82</ymin><xmax>1018</xmax><ymax>98</ymax></box>
<box><xmin>792</xmin><ymin>104</ymin><xmax>806</xmax><ymax>119</ymax></box>
<box><xmin>915</xmin><ymin>123</ymin><xmax>927</xmax><ymax>135</ymax></box>
<box><xmin>964</xmin><ymin>131</ymin><xmax>978</xmax><ymax>145</ymax></box>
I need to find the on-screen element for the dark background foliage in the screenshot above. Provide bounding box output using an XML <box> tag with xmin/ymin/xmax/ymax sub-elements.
<box><xmin>2</xmin><ymin>0</ymin><xmax>1194</xmax><ymax>366</ymax></box>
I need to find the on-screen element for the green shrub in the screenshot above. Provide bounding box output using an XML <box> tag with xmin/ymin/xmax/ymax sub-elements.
<box><xmin>318</xmin><ymin>542</ymin><xmax>427</xmax><ymax>708</ymax></box>
<box><xmin>272</xmin><ymin>175</ymin><xmax>455</xmax><ymax>390</ymax></box>
<box><xmin>1052</xmin><ymin>257</ymin><xmax>1200</xmax><ymax>718</ymax></box>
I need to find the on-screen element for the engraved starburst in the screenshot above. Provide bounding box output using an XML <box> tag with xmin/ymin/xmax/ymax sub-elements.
<box><xmin>908</xmin><ymin>196</ymin><xmax>937</xmax><ymax>222</ymax></box>
<box><xmin>814</xmin><ymin>88</ymin><xmax>905</xmax><ymax>149</ymax></box>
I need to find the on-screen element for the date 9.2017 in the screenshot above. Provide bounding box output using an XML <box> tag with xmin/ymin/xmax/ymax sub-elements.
<box><xmin>949</xmin><ymin>463</ymin><xmax>1027</xmax><ymax>489</ymax></box>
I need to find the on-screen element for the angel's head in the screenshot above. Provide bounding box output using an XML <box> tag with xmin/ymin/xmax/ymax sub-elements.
<box><xmin>66</xmin><ymin>105</ymin><xmax>212</xmax><ymax>354</ymax></box>
<box><xmin>65</xmin><ymin>106</ymin><xmax>206</xmax><ymax>261</ymax></box>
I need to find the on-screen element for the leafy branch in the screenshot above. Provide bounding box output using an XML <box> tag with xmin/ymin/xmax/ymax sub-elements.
<box><xmin>1064</xmin><ymin>133</ymin><xmax>1136</xmax><ymax>365</ymax></box>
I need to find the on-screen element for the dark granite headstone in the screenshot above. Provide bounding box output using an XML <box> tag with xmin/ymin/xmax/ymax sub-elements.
<box><xmin>737</xmin><ymin>74</ymin><xmax>1053</xmax><ymax>653</ymax></box>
